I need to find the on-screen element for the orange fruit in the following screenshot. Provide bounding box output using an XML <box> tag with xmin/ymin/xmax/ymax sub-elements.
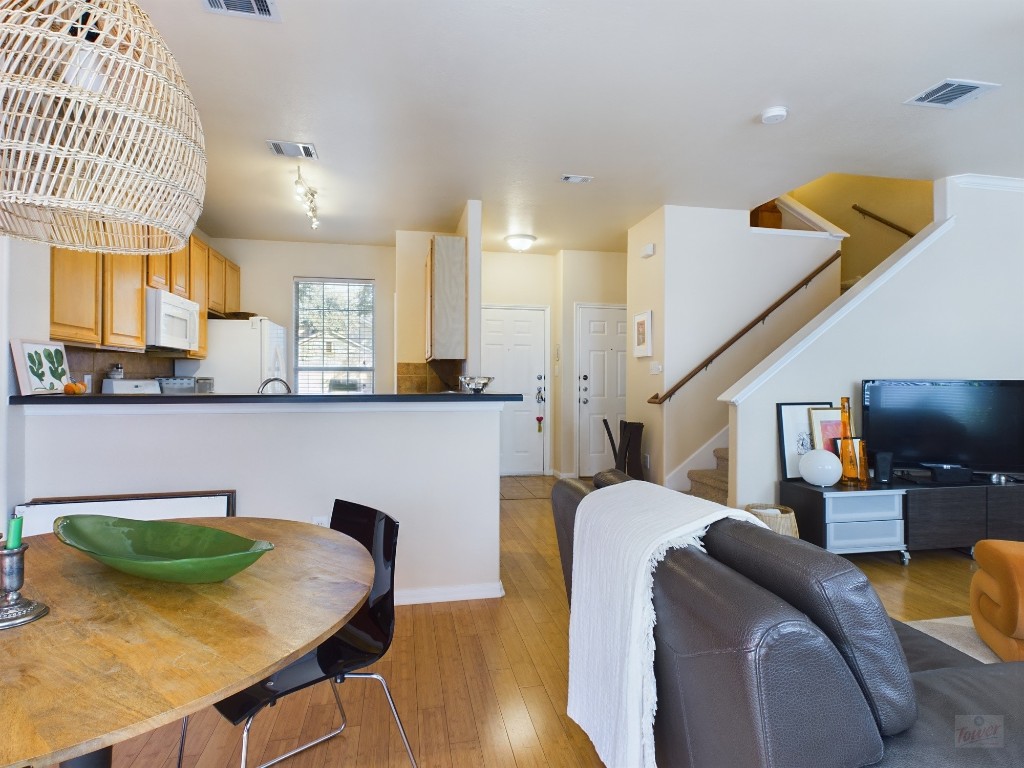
<box><xmin>64</xmin><ymin>382</ymin><xmax>77</xmax><ymax>395</ymax></box>
<box><xmin>75</xmin><ymin>381</ymin><xmax>87</xmax><ymax>394</ymax></box>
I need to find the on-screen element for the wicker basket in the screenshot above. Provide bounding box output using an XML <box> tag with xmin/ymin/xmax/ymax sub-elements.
<box><xmin>744</xmin><ymin>503</ymin><xmax>800</xmax><ymax>538</ymax></box>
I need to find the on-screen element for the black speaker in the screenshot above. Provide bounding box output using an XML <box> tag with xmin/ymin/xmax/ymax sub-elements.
<box><xmin>874</xmin><ymin>451</ymin><xmax>894</xmax><ymax>484</ymax></box>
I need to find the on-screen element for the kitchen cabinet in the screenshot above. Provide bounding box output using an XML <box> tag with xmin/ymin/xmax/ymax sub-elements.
<box><xmin>101</xmin><ymin>254</ymin><xmax>147</xmax><ymax>350</ymax></box>
<box><xmin>147</xmin><ymin>243</ymin><xmax>189</xmax><ymax>298</ymax></box>
<box><xmin>208</xmin><ymin>248</ymin><xmax>226</xmax><ymax>315</ymax></box>
<box><xmin>51</xmin><ymin>248</ymin><xmax>102</xmax><ymax>345</ymax></box>
<box><xmin>187</xmin><ymin>235</ymin><xmax>209</xmax><ymax>359</ymax></box>
<box><xmin>225</xmin><ymin>258</ymin><xmax>241</xmax><ymax>314</ymax></box>
<box><xmin>425</xmin><ymin>235</ymin><xmax>467</xmax><ymax>360</ymax></box>
<box><xmin>51</xmin><ymin>249</ymin><xmax>145</xmax><ymax>350</ymax></box>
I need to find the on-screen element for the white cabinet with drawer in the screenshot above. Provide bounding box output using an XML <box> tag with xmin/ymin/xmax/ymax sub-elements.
<box><xmin>780</xmin><ymin>481</ymin><xmax>910</xmax><ymax>564</ymax></box>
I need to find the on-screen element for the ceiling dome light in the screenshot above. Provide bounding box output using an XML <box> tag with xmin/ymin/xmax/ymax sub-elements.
<box><xmin>505</xmin><ymin>234</ymin><xmax>536</xmax><ymax>251</ymax></box>
<box><xmin>760</xmin><ymin>106</ymin><xmax>789</xmax><ymax>124</ymax></box>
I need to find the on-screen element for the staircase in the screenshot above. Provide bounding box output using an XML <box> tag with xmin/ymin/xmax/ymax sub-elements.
<box><xmin>687</xmin><ymin>447</ymin><xmax>729</xmax><ymax>504</ymax></box>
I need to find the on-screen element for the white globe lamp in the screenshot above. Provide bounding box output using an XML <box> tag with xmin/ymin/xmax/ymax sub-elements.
<box><xmin>799</xmin><ymin>449</ymin><xmax>842</xmax><ymax>486</ymax></box>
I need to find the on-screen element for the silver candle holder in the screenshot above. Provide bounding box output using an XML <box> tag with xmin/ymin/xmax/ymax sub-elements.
<box><xmin>0</xmin><ymin>544</ymin><xmax>49</xmax><ymax>630</ymax></box>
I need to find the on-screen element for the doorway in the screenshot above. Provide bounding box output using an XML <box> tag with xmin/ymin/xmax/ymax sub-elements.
<box><xmin>482</xmin><ymin>305</ymin><xmax>549</xmax><ymax>475</ymax></box>
<box><xmin>576</xmin><ymin>304</ymin><xmax>627</xmax><ymax>477</ymax></box>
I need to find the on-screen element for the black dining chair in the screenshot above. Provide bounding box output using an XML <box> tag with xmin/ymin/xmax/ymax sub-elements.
<box><xmin>181</xmin><ymin>499</ymin><xmax>417</xmax><ymax>768</ymax></box>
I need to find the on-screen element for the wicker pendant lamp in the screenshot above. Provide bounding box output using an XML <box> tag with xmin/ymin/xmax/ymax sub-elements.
<box><xmin>0</xmin><ymin>0</ymin><xmax>206</xmax><ymax>254</ymax></box>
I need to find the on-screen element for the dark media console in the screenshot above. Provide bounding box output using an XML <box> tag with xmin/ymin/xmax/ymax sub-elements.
<box><xmin>780</xmin><ymin>475</ymin><xmax>1024</xmax><ymax>562</ymax></box>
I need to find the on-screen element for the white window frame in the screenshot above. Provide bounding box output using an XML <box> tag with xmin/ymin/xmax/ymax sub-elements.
<box><xmin>293</xmin><ymin>277</ymin><xmax>375</xmax><ymax>394</ymax></box>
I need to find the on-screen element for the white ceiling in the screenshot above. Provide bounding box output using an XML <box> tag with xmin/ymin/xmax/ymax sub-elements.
<box><xmin>136</xmin><ymin>0</ymin><xmax>1024</xmax><ymax>254</ymax></box>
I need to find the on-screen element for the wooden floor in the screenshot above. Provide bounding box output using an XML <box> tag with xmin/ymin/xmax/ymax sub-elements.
<box><xmin>108</xmin><ymin>477</ymin><xmax>977</xmax><ymax>768</ymax></box>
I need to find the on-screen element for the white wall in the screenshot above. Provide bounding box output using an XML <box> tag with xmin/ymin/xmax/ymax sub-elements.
<box><xmin>2</xmin><ymin>238</ymin><xmax>50</xmax><ymax>517</ymax></box>
<box><xmin>627</xmin><ymin>205</ymin><xmax>841</xmax><ymax>485</ymax></box>
<box><xmin>210</xmin><ymin>238</ymin><xmax>397</xmax><ymax>393</ymax></box>
<box><xmin>724</xmin><ymin>175</ymin><xmax>1024</xmax><ymax>506</ymax></box>
<box><xmin>458</xmin><ymin>201</ymin><xmax>484</xmax><ymax>377</ymax></box>
<box><xmin>19</xmin><ymin>401</ymin><xmax>504</xmax><ymax>604</ymax></box>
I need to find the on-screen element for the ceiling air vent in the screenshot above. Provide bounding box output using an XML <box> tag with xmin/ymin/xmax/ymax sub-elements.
<box><xmin>266</xmin><ymin>140</ymin><xmax>319</xmax><ymax>160</ymax></box>
<box><xmin>202</xmin><ymin>0</ymin><xmax>282</xmax><ymax>22</ymax></box>
<box><xmin>905</xmin><ymin>79</ymin><xmax>1000</xmax><ymax>109</ymax></box>
<box><xmin>560</xmin><ymin>174</ymin><xmax>594</xmax><ymax>184</ymax></box>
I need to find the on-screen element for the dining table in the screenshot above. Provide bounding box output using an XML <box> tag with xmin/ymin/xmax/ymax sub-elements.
<box><xmin>0</xmin><ymin>517</ymin><xmax>374</xmax><ymax>768</ymax></box>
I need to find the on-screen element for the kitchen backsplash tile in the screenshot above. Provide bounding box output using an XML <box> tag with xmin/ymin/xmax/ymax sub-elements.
<box><xmin>67</xmin><ymin>348</ymin><xmax>174</xmax><ymax>392</ymax></box>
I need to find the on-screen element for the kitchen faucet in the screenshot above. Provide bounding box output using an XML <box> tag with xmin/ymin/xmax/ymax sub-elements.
<box><xmin>258</xmin><ymin>377</ymin><xmax>292</xmax><ymax>394</ymax></box>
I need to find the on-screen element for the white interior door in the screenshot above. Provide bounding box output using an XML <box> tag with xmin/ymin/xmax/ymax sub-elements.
<box><xmin>577</xmin><ymin>305</ymin><xmax>627</xmax><ymax>477</ymax></box>
<box><xmin>482</xmin><ymin>306</ymin><xmax>548</xmax><ymax>475</ymax></box>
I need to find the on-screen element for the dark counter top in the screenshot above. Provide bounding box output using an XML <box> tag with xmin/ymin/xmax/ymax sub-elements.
<box><xmin>10</xmin><ymin>392</ymin><xmax>522</xmax><ymax>405</ymax></box>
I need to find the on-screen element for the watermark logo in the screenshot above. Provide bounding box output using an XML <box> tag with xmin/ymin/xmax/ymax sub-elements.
<box><xmin>955</xmin><ymin>715</ymin><xmax>1004</xmax><ymax>748</ymax></box>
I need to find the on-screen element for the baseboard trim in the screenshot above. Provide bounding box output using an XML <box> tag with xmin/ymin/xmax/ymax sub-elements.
<box><xmin>395</xmin><ymin>580</ymin><xmax>505</xmax><ymax>606</ymax></box>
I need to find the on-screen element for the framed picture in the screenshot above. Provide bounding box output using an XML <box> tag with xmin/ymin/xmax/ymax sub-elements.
<box><xmin>10</xmin><ymin>339</ymin><xmax>70</xmax><ymax>395</ymax></box>
<box><xmin>776</xmin><ymin>401</ymin><xmax>831</xmax><ymax>479</ymax></box>
<box><xmin>633</xmin><ymin>311</ymin><xmax>652</xmax><ymax>357</ymax></box>
<box><xmin>810</xmin><ymin>407</ymin><xmax>845</xmax><ymax>454</ymax></box>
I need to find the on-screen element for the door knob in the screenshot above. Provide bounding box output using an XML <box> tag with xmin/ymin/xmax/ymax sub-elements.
<box><xmin>582</xmin><ymin>374</ymin><xmax>589</xmax><ymax>381</ymax></box>
<box><xmin>582</xmin><ymin>398</ymin><xmax>589</xmax><ymax>404</ymax></box>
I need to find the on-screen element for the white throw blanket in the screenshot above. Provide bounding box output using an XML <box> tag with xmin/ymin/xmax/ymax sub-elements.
<box><xmin>566</xmin><ymin>481</ymin><xmax>766</xmax><ymax>768</ymax></box>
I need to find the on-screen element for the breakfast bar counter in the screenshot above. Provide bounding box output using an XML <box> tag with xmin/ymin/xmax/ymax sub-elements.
<box><xmin>10</xmin><ymin>394</ymin><xmax>520</xmax><ymax>606</ymax></box>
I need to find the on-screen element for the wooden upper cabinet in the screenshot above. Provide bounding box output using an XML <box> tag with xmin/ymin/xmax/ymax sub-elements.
<box><xmin>208</xmin><ymin>248</ymin><xmax>226</xmax><ymax>315</ymax></box>
<box><xmin>102</xmin><ymin>254</ymin><xmax>146</xmax><ymax>350</ymax></box>
<box><xmin>147</xmin><ymin>243</ymin><xmax>189</xmax><ymax>297</ymax></box>
<box><xmin>147</xmin><ymin>252</ymin><xmax>169</xmax><ymax>292</ymax></box>
<box><xmin>225</xmin><ymin>258</ymin><xmax>240</xmax><ymax>314</ymax></box>
<box><xmin>51</xmin><ymin>247</ymin><xmax>102</xmax><ymax>345</ymax></box>
<box><xmin>188</xmin><ymin>235</ymin><xmax>209</xmax><ymax>358</ymax></box>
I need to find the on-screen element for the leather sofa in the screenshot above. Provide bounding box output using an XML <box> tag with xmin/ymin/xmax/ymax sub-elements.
<box><xmin>553</xmin><ymin>473</ymin><xmax>1024</xmax><ymax>767</ymax></box>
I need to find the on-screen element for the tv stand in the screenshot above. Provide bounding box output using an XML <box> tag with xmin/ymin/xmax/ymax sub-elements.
<box><xmin>780</xmin><ymin>478</ymin><xmax>1024</xmax><ymax>559</ymax></box>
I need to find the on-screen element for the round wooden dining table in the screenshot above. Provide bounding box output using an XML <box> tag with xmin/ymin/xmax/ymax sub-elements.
<box><xmin>0</xmin><ymin>517</ymin><xmax>374</xmax><ymax>768</ymax></box>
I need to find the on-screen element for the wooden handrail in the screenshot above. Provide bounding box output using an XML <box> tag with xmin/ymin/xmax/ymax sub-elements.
<box><xmin>852</xmin><ymin>204</ymin><xmax>916</xmax><ymax>238</ymax></box>
<box><xmin>648</xmin><ymin>250</ymin><xmax>841</xmax><ymax>405</ymax></box>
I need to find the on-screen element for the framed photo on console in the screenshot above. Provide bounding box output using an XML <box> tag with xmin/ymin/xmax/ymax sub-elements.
<box><xmin>776</xmin><ymin>401</ymin><xmax>831</xmax><ymax>480</ymax></box>
<box><xmin>810</xmin><ymin>407</ymin><xmax>844</xmax><ymax>454</ymax></box>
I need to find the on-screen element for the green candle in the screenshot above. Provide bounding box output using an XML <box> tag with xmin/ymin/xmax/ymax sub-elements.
<box><xmin>6</xmin><ymin>515</ymin><xmax>23</xmax><ymax>549</ymax></box>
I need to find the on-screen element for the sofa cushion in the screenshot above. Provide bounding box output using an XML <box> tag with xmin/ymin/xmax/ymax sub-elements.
<box><xmin>652</xmin><ymin>546</ymin><xmax>883</xmax><ymax>768</ymax></box>
<box><xmin>704</xmin><ymin>517</ymin><xmax>917</xmax><ymax>736</ymax></box>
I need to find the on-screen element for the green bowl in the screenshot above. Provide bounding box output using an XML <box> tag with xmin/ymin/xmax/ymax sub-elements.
<box><xmin>53</xmin><ymin>515</ymin><xmax>274</xmax><ymax>583</ymax></box>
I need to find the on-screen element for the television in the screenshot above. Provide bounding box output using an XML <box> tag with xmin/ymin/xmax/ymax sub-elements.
<box><xmin>861</xmin><ymin>379</ymin><xmax>1024</xmax><ymax>476</ymax></box>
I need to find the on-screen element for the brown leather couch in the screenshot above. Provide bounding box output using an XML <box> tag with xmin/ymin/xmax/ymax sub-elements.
<box><xmin>553</xmin><ymin>473</ymin><xmax>1024</xmax><ymax>767</ymax></box>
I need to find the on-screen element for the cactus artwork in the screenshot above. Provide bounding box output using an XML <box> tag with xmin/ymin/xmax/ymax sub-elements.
<box><xmin>11</xmin><ymin>340</ymin><xmax>71</xmax><ymax>394</ymax></box>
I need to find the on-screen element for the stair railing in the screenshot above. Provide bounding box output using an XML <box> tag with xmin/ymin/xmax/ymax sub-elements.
<box><xmin>648</xmin><ymin>250</ymin><xmax>841</xmax><ymax>405</ymax></box>
<box><xmin>851</xmin><ymin>204</ymin><xmax>917</xmax><ymax>238</ymax></box>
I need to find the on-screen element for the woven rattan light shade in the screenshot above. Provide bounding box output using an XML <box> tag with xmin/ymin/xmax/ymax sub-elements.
<box><xmin>0</xmin><ymin>0</ymin><xmax>206</xmax><ymax>254</ymax></box>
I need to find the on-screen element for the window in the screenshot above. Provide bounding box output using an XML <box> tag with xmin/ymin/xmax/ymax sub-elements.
<box><xmin>294</xmin><ymin>278</ymin><xmax>374</xmax><ymax>394</ymax></box>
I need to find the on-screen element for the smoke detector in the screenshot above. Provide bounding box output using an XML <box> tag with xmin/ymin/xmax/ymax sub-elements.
<box><xmin>905</xmin><ymin>79</ymin><xmax>1000</xmax><ymax>109</ymax></box>
<box><xmin>266</xmin><ymin>140</ymin><xmax>319</xmax><ymax>160</ymax></box>
<box><xmin>202</xmin><ymin>0</ymin><xmax>282</xmax><ymax>22</ymax></box>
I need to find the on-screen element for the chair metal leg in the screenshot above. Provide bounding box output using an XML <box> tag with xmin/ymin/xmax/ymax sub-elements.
<box><xmin>177</xmin><ymin>715</ymin><xmax>189</xmax><ymax>768</ymax></box>
<box><xmin>347</xmin><ymin>672</ymin><xmax>418</xmax><ymax>768</ymax></box>
<box><xmin>242</xmin><ymin>680</ymin><xmax>348</xmax><ymax>768</ymax></box>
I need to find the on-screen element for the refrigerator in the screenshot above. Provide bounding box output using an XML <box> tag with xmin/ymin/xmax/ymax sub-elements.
<box><xmin>175</xmin><ymin>317</ymin><xmax>288</xmax><ymax>393</ymax></box>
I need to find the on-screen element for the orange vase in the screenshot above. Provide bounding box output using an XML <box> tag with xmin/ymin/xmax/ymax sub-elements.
<box><xmin>839</xmin><ymin>397</ymin><xmax>860</xmax><ymax>486</ymax></box>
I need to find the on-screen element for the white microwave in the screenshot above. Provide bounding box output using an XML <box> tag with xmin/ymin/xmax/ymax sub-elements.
<box><xmin>146</xmin><ymin>288</ymin><xmax>199</xmax><ymax>351</ymax></box>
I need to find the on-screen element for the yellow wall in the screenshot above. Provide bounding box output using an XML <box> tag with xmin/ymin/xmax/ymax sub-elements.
<box><xmin>789</xmin><ymin>174</ymin><xmax>933</xmax><ymax>286</ymax></box>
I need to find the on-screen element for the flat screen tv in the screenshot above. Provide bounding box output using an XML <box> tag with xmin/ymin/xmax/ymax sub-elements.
<box><xmin>861</xmin><ymin>379</ymin><xmax>1024</xmax><ymax>475</ymax></box>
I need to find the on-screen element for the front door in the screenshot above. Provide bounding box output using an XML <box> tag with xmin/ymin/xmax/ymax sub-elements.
<box><xmin>482</xmin><ymin>306</ymin><xmax>548</xmax><ymax>475</ymax></box>
<box><xmin>577</xmin><ymin>305</ymin><xmax>627</xmax><ymax>477</ymax></box>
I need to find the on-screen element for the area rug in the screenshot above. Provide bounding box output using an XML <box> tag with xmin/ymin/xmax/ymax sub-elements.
<box><xmin>905</xmin><ymin>615</ymin><xmax>1000</xmax><ymax>663</ymax></box>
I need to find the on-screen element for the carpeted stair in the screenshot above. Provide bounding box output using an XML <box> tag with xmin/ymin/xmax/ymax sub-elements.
<box><xmin>686</xmin><ymin>447</ymin><xmax>729</xmax><ymax>504</ymax></box>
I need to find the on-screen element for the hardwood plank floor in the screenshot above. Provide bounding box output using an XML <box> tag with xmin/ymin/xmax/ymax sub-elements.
<box><xmin>108</xmin><ymin>477</ymin><xmax>975</xmax><ymax>768</ymax></box>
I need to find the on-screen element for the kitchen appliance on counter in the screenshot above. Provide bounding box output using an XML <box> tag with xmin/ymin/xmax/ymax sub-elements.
<box><xmin>175</xmin><ymin>317</ymin><xmax>287</xmax><ymax>394</ymax></box>
<box><xmin>155</xmin><ymin>377</ymin><xmax>197</xmax><ymax>394</ymax></box>
<box><xmin>101</xmin><ymin>379</ymin><xmax>162</xmax><ymax>395</ymax></box>
<box><xmin>146</xmin><ymin>288</ymin><xmax>199</xmax><ymax>351</ymax></box>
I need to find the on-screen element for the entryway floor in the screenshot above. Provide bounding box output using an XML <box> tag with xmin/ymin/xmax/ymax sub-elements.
<box><xmin>500</xmin><ymin>475</ymin><xmax>556</xmax><ymax>500</ymax></box>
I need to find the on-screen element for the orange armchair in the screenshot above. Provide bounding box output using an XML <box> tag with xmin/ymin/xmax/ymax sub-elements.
<box><xmin>970</xmin><ymin>539</ymin><xmax>1024</xmax><ymax>662</ymax></box>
